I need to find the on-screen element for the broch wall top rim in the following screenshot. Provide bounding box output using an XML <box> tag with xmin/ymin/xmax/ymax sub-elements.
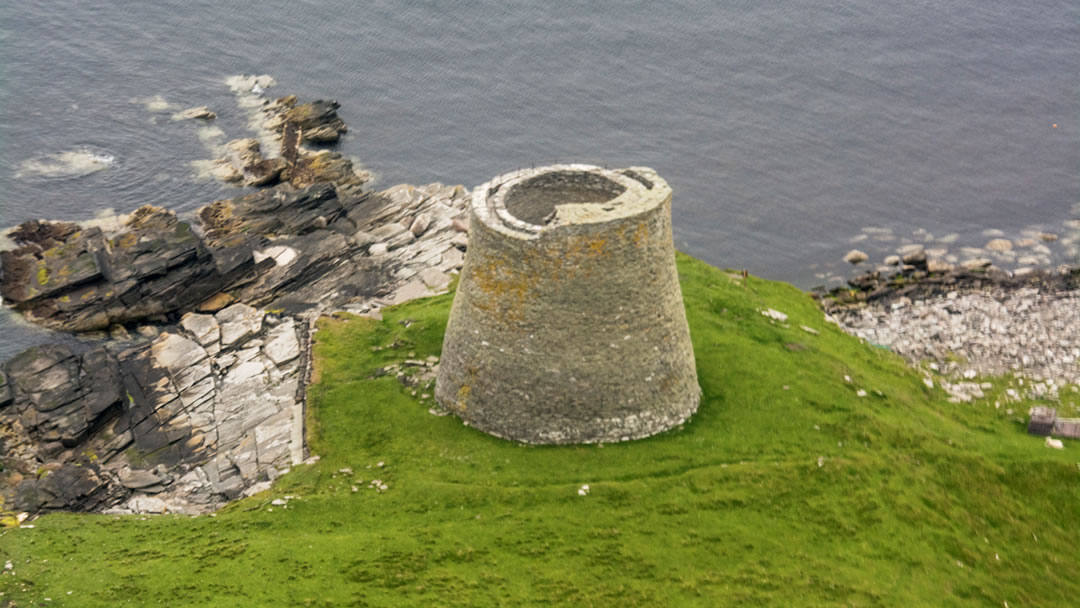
<box><xmin>471</xmin><ymin>164</ymin><xmax>671</xmax><ymax>240</ymax></box>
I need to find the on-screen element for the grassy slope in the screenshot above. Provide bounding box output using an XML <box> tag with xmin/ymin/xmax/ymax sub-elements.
<box><xmin>1</xmin><ymin>253</ymin><xmax>1077</xmax><ymax>607</ymax></box>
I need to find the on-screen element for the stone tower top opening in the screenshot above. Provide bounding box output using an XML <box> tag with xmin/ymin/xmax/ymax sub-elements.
<box><xmin>476</xmin><ymin>164</ymin><xmax>670</xmax><ymax>238</ymax></box>
<box><xmin>504</xmin><ymin>171</ymin><xmax>625</xmax><ymax>225</ymax></box>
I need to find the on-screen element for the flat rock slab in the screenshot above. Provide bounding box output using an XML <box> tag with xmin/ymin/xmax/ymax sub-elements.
<box><xmin>216</xmin><ymin>303</ymin><xmax>263</xmax><ymax>347</ymax></box>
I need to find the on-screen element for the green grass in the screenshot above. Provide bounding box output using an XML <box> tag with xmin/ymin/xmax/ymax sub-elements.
<box><xmin>1</xmin><ymin>253</ymin><xmax>1078</xmax><ymax>606</ymax></box>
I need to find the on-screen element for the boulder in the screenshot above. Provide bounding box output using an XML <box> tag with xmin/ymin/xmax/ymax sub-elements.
<box><xmin>961</xmin><ymin>258</ymin><xmax>992</xmax><ymax>271</ymax></box>
<box><xmin>119</xmin><ymin>468</ymin><xmax>163</xmax><ymax>490</ymax></box>
<box><xmin>843</xmin><ymin>249</ymin><xmax>868</xmax><ymax>265</ymax></box>
<box><xmin>174</xmin><ymin>106</ymin><xmax>216</xmax><ymax>120</ymax></box>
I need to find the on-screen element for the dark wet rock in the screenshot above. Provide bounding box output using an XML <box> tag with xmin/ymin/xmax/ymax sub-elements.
<box><xmin>1</xmin><ymin>206</ymin><xmax>255</xmax><ymax>331</ymax></box>
<box><xmin>200</xmin><ymin>182</ymin><xmax>343</xmax><ymax>242</ymax></box>
<box><xmin>2</xmin><ymin>344</ymin><xmax>123</xmax><ymax>449</ymax></box>
<box><xmin>279</xmin><ymin>100</ymin><xmax>348</xmax><ymax>144</ymax></box>
<box><xmin>820</xmin><ymin>262</ymin><xmax>1080</xmax><ymax>314</ymax></box>
<box><xmin>14</xmin><ymin>463</ymin><xmax>120</xmax><ymax>512</ymax></box>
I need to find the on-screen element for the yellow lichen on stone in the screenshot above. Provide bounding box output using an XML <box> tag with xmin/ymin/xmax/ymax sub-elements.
<box><xmin>111</xmin><ymin>232</ymin><xmax>138</xmax><ymax>249</ymax></box>
<box><xmin>36</xmin><ymin>264</ymin><xmax>49</xmax><ymax>286</ymax></box>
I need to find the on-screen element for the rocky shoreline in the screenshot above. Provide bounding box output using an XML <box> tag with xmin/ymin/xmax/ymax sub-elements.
<box><xmin>821</xmin><ymin>257</ymin><xmax>1080</xmax><ymax>406</ymax></box>
<box><xmin>1</xmin><ymin>89</ymin><xmax>471</xmax><ymax>516</ymax></box>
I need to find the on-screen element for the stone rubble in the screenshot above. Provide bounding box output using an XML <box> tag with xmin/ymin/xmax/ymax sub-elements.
<box><xmin>830</xmin><ymin>283</ymin><xmax>1080</xmax><ymax>402</ymax></box>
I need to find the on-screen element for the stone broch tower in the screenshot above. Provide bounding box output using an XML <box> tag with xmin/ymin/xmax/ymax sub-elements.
<box><xmin>435</xmin><ymin>164</ymin><xmax>700</xmax><ymax>444</ymax></box>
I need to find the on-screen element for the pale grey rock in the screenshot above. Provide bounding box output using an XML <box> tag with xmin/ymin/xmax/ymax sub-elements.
<box><xmin>263</xmin><ymin>318</ymin><xmax>300</xmax><ymax>366</ymax></box>
<box><xmin>986</xmin><ymin>238</ymin><xmax>1013</xmax><ymax>252</ymax></box>
<box><xmin>843</xmin><ymin>249</ymin><xmax>868</xmax><ymax>264</ymax></box>
<box><xmin>883</xmin><ymin>255</ymin><xmax>901</xmax><ymax>266</ymax></box>
<box><xmin>119</xmin><ymin>469</ymin><xmax>163</xmax><ymax>490</ymax></box>
<box><xmin>127</xmin><ymin>496</ymin><xmax>167</xmax><ymax>514</ymax></box>
<box><xmin>926</xmin><ymin>259</ymin><xmax>952</xmax><ymax>273</ymax></box>
<box><xmin>388</xmin><ymin>280</ymin><xmax>432</xmax><ymax>305</ymax></box>
<box><xmin>352</xmin><ymin>230</ymin><xmax>376</xmax><ymax>248</ymax></box>
<box><xmin>961</xmin><ymin>258</ymin><xmax>992</xmax><ymax>271</ymax></box>
<box><xmin>151</xmin><ymin>333</ymin><xmax>208</xmax><ymax>373</ymax></box>
<box><xmin>175</xmin><ymin>106</ymin><xmax>216</xmax><ymax>120</ymax></box>
<box><xmin>419</xmin><ymin>268</ymin><xmax>452</xmax><ymax>290</ymax></box>
<box><xmin>410</xmin><ymin>213</ymin><xmax>432</xmax><ymax>237</ymax></box>
<box><xmin>216</xmin><ymin>303</ymin><xmax>263</xmax><ymax>347</ymax></box>
<box><xmin>180</xmin><ymin>313</ymin><xmax>220</xmax><ymax>348</ymax></box>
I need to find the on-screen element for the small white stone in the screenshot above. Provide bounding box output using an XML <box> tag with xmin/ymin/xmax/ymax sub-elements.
<box><xmin>761</xmin><ymin>308</ymin><xmax>788</xmax><ymax>322</ymax></box>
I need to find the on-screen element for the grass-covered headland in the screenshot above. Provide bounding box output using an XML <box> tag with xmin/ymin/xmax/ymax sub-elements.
<box><xmin>1</xmin><ymin>254</ymin><xmax>1077</xmax><ymax>606</ymax></box>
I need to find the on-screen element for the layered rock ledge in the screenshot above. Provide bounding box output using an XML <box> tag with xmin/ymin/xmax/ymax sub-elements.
<box><xmin>0</xmin><ymin>94</ymin><xmax>471</xmax><ymax>515</ymax></box>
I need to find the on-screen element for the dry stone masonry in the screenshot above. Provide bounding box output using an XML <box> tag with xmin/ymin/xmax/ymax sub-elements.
<box><xmin>436</xmin><ymin>165</ymin><xmax>701</xmax><ymax>444</ymax></box>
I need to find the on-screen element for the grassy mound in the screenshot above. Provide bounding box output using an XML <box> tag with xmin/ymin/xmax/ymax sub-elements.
<box><xmin>1</xmin><ymin>254</ymin><xmax>1077</xmax><ymax>606</ymax></box>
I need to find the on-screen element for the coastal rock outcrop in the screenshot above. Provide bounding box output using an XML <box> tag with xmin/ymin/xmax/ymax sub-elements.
<box><xmin>0</xmin><ymin>93</ymin><xmax>475</xmax><ymax>515</ymax></box>
<box><xmin>0</xmin><ymin>307</ymin><xmax>310</xmax><ymax>514</ymax></box>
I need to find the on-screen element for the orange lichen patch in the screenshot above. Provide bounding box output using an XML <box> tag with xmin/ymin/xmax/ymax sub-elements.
<box><xmin>467</xmin><ymin>257</ymin><xmax>536</xmax><ymax>324</ymax></box>
<box><xmin>455</xmin><ymin>383</ymin><xmax>471</xmax><ymax>412</ymax></box>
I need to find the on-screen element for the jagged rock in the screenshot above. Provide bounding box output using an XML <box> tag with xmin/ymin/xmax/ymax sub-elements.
<box><xmin>0</xmin><ymin>206</ymin><xmax>254</xmax><ymax>331</ymax></box>
<box><xmin>200</xmin><ymin>182</ymin><xmax>342</xmax><ymax>243</ymax></box>
<box><xmin>0</xmin><ymin>105</ymin><xmax>482</xmax><ymax>515</ymax></box>
<box><xmin>220</xmin><ymin>139</ymin><xmax>285</xmax><ymax>187</ymax></box>
<box><xmin>281</xmin><ymin>100</ymin><xmax>348</xmax><ymax>143</ymax></box>
<box><xmin>2</xmin><ymin>344</ymin><xmax>123</xmax><ymax>449</ymax></box>
<box><xmin>16</xmin><ymin>463</ymin><xmax>114</xmax><ymax>511</ymax></box>
<box><xmin>126</xmin><ymin>496</ymin><xmax>167</xmax><ymax>513</ymax></box>
<box><xmin>175</xmin><ymin>106</ymin><xmax>216</xmax><ymax>120</ymax></box>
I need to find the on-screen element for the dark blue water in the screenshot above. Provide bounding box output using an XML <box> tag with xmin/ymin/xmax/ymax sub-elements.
<box><xmin>2</xmin><ymin>0</ymin><xmax>1078</xmax><ymax>359</ymax></box>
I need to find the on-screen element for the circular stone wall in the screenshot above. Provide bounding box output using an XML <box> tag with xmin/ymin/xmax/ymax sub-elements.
<box><xmin>435</xmin><ymin>164</ymin><xmax>700</xmax><ymax>444</ymax></box>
